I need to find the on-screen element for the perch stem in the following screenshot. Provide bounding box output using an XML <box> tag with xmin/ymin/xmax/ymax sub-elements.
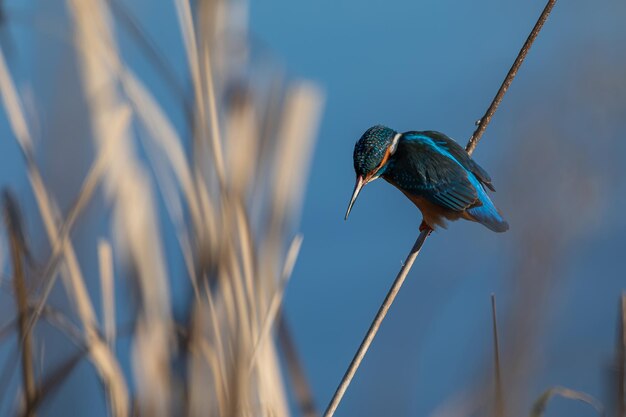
<box><xmin>323</xmin><ymin>230</ymin><xmax>430</xmax><ymax>417</ymax></box>
<box><xmin>466</xmin><ymin>0</ymin><xmax>558</xmax><ymax>154</ymax></box>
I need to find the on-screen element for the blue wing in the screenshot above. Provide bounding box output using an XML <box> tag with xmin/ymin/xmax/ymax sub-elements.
<box><xmin>383</xmin><ymin>132</ymin><xmax>481</xmax><ymax>212</ymax></box>
<box><xmin>383</xmin><ymin>131</ymin><xmax>508</xmax><ymax>232</ymax></box>
<box><xmin>420</xmin><ymin>131</ymin><xmax>496</xmax><ymax>191</ymax></box>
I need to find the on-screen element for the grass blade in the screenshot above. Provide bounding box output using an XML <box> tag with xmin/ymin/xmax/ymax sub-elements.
<box><xmin>530</xmin><ymin>386</ymin><xmax>604</xmax><ymax>417</ymax></box>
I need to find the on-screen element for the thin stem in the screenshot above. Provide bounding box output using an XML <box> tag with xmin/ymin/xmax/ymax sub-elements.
<box><xmin>466</xmin><ymin>0</ymin><xmax>558</xmax><ymax>155</ymax></box>
<box><xmin>618</xmin><ymin>293</ymin><xmax>625</xmax><ymax>417</ymax></box>
<box><xmin>22</xmin><ymin>352</ymin><xmax>84</xmax><ymax>417</ymax></box>
<box><xmin>106</xmin><ymin>0</ymin><xmax>194</xmax><ymax>125</ymax></box>
<box><xmin>3</xmin><ymin>192</ymin><xmax>37</xmax><ymax>417</ymax></box>
<box><xmin>491</xmin><ymin>294</ymin><xmax>504</xmax><ymax>417</ymax></box>
<box><xmin>323</xmin><ymin>230</ymin><xmax>430</xmax><ymax>417</ymax></box>
<box><xmin>323</xmin><ymin>2</ymin><xmax>558</xmax><ymax>416</ymax></box>
<box><xmin>278</xmin><ymin>314</ymin><xmax>319</xmax><ymax>417</ymax></box>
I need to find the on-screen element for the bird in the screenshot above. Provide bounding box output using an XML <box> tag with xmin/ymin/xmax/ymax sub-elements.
<box><xmin>345</xmin><ymin>125</ymin><xmax>509</xmax><ymax>233</ymax></box>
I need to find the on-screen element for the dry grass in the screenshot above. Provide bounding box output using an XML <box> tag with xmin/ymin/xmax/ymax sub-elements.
<box><xmin>0</xmin><ymin>0</ymin><xmax>322</xmax><ymax>416</ymax></box>
<box><xmin>530</xmin><ymin>386</ymin><xmax>604</xmax><ymax>417</ymax></box>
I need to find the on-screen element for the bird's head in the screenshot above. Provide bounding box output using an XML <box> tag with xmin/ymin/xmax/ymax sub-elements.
<box><xmin>345</xmin><ymin>125</ymin><xmax>401</xmax><ymax>220</ymax></box>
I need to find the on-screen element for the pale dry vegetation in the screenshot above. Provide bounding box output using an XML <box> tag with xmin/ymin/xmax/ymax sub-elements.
<box><xmin>0</xmin><ymin>0</ymin><xmax>322</xmax><ymax>416</ymax></box>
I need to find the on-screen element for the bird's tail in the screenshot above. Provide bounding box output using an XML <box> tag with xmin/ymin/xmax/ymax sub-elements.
<box><xmin>466</xmin><ymin>185</ymin><xmax>509</xmax><ymax>233</ymax></box>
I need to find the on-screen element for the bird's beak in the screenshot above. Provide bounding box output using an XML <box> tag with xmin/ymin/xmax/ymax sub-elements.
<box><xmin>345</xmin><ymin>176</ymin><xmax>365</xmax><ymax>220</ymax></box>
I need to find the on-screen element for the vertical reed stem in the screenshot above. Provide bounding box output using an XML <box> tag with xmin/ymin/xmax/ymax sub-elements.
<box><xmin>4</xmin><ymin>192</ymin><xmax>37</xmax><ymax>417</ymax></box>
<box><xmin>618</xmin><ymin>293</ymin><xmax>626</xmax><ymax>417</ymax></box>
<box><xmin>491</xmin><ymin>294</ymin><xmax>504</xmax><ymax>417</ymax></box>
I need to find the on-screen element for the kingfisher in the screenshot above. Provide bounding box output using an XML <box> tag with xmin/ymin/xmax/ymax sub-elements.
<box><xmin>345</xmin><ymin>125</ymin><xmax>509</xmax><ymax>233</ymax></box>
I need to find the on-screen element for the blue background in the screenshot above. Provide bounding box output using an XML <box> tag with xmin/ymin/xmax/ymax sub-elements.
<box><xmin>0</xmin><ymin>0</ymin><xmax>625</xmax><ymax>416</ymax></box>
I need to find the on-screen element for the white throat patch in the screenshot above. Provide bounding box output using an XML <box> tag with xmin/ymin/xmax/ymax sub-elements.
<box><xmin>389</xmin><ymin>133</ymin><xmax>401</xmax><ymax>155</ymax></box>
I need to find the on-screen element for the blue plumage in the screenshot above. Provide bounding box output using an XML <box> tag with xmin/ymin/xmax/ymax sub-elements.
<box><xmin>346</xmin><ymin>125</ymin><xmax>509</xmax><ymax>233</ymax></box>
<box><xmin>464</xmin><ymin>174</ymin><xmax>508</xmax><ymax>233</ymax></box>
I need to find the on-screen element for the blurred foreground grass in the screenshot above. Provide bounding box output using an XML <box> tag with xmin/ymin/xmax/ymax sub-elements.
<box><xmin>0</xmin><ymin>0</ymin><xmax>322</xmax><ymax>416</ymax></box>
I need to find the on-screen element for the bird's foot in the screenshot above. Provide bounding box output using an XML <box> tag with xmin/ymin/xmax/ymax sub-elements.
<box><xmin>419</xmin><ymin>220</ymin><xmax>432</xmax><ymax>233</ymax></box>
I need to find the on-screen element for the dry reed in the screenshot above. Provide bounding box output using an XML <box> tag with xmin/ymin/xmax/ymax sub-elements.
<box><xmin>0</xmin><ymin>0</ymin><xmax>322</xmax><ymax>416</ymax></box>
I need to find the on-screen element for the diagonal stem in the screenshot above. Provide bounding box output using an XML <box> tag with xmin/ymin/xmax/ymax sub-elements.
<box><xmin>466</xmin><ymin>0</ymin><xmax>558</xmax><ymax>155</ymax></box>
<box><xmin>279</xmin><ymin>314</ymin><xmax>320</xmax><ymax>417</ymax></box>
<box><xmin>323</xmin><ymin>230</ymin><xmax>430</xmax><ymax>417</ymax></box>
<box><xmin>323</xmin><ymin>1</ymin><xmax>557</xmax><ymax>416</ymax></box>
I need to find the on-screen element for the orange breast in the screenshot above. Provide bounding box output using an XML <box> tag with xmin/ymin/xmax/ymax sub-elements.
<box><xmin>399</xmin><ymin>190</ymin><xmax>465</xmax><ymax>230</ymax></box>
